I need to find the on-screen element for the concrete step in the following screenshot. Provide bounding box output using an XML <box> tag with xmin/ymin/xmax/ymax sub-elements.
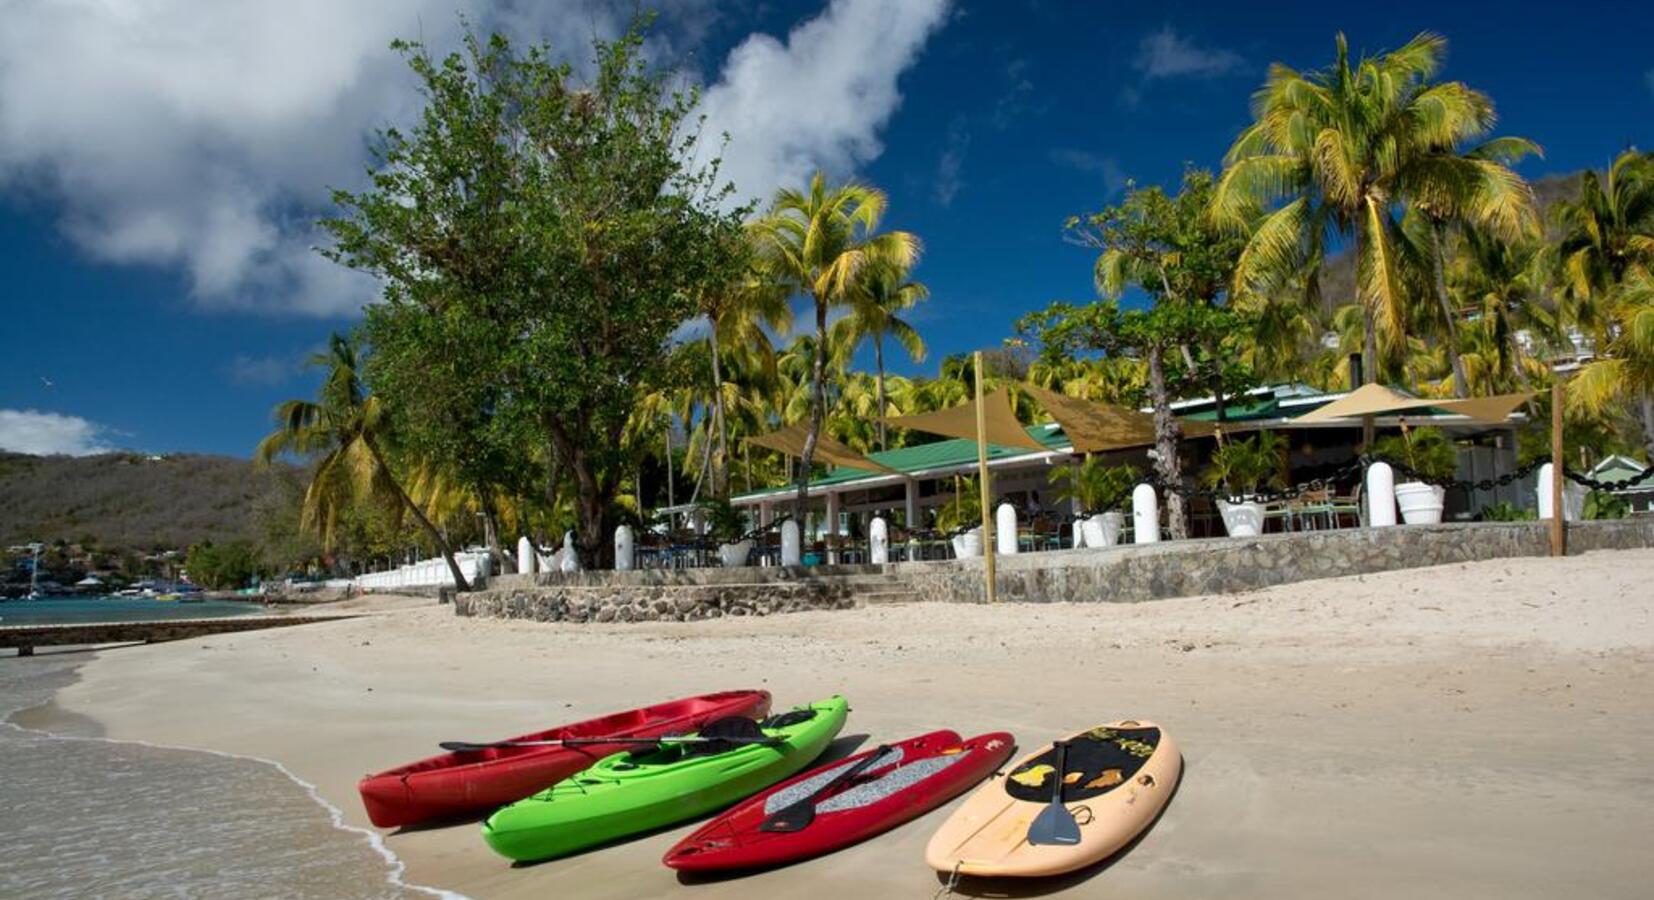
<box><xmin>855</xmin><ymin>590</ymin><xmax>924</xmax><ymax>607</ymax></box>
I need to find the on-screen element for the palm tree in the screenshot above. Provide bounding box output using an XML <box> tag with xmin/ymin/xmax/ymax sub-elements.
<box><xmin>1551</xmin><ymin>149</ymin><xmax>1654</xmax><ymax>334</ymax></box>
<box><xmin>1212</xmin><ymin>32</ymin><xmax>1531</xmax><ymax>387</ymax></box>
<box><xmin>254</xmin><ymin>333</ymin><xmax>470</xmax><ymax>590</ymax></box>
<box><xmin>696</xmin><ymin>265</ymin><xmax>792</xmax><ymax>497</ymax></box>
<box><xmin>831</xmin><ymin>260</ymin><xmax>929</xmax><ymax>449</ymax></box>
<box><xmin>751</xmin><ymin>172</ymin><xmax>919</xmax><ymax>520</ymax></box>
<box><xmin>1572</xmin><ymin>270</ymin><xmax>1654</xmax><ymax>455</ymax></box>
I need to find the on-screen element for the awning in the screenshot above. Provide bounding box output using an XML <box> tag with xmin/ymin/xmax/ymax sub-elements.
<box><xmin>1021</xmin><ymin>383</ymin><xmax>1217</xmax><ymax>451</ymax></box>
<box><xmin>877</xmin><ymin>387</ymin><xmax>1049</xmax><ymax>452</ymax></box>
<box><xmin>1294</xmin><ymin>383</ymin><xmax>1533</xmax><ymax>425</ymax></box>
<box><xmin>745</xmin><ymin>423</ymin><xmax>903</xmax><ymax>475</ymax></box>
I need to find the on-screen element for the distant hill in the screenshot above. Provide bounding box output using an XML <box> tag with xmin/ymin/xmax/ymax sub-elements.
<box><xmin>0</xmin><ymin>451</ymin><xmax>301</xmax><ymax>551</ymax></box>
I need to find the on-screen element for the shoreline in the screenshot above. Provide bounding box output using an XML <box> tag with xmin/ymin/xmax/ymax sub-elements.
<box><xmin>39</xmin><ymin>550</ymin><xmax>1654</xmax><ymax>898</ymax></box>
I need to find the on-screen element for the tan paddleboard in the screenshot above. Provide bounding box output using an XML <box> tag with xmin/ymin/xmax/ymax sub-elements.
<box><xmin>924</xmin><ymin>719</ymin><xmax>1180</xmax><ymax>878</ymax></box>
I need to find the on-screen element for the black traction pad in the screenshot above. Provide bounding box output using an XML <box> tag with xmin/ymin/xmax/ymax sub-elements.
<box><xmin>1003</xmin><ymin>726</ymin><xmax>1161</xmax><ymax>803</ymax></box>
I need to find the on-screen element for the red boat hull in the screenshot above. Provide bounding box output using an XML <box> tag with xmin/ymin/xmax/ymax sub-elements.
<box><xmin>358</xmin><ymin>689</ymin><xmax>771</xmax><ymax>828</ymax></box>
<box><xmin>663</xmin><ymin>729</ymin><xmax>1015</xmax><ymax>872</ymax></box>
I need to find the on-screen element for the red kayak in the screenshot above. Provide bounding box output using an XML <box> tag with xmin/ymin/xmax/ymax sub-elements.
<box><xmin>663</xmin><ymin>729</ymin><xmax>1014</xmax><ymax>872</ymax></box>
<box><xmin>358</xmin><ymin>689</ymin><xmax>771</xmax><ymax>828</ymax></box>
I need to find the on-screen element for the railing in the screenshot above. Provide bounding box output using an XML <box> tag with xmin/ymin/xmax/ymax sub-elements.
<box><xmin>354</xmin><ymin>551</ymin><xmax>491</xmax><ymax>590</ymax></box>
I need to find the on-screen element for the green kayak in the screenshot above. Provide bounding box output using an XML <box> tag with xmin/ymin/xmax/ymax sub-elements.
<box><xmin>481</xmin><ymin>695</ymin><xmax>849</xmax><ymax>862</ymax></box>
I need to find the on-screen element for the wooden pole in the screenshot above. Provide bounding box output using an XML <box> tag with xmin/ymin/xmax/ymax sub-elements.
<box><xmin>1550</xmin><ymin>380</ymin><xmax>1566</xmax><ymax>557</ymax></box>
<box><xmin>973</xmin><ymin>351</ymin><xmax>997</xmax><ymax>604</ymax></box>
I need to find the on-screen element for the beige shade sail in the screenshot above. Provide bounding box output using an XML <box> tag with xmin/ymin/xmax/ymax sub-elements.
<box><xmin>1432</xmin><ymin>392</ymin><xmax>1536</xmax><ymax>424</ymax></box>
<box><xmin>1294</xmin><ymin>383</ymin><xmax>1533</xmax><ymax>425</ymax></box>
<box><xmin>1021</xmin><ymin>383</ymin><xmax>1217</xmax><ymax>452</ymax></box>
<box><xmin>745</xmin><ymin>423</ymin><xmax>903</xmax><ymax>475</ymax></box>
<box><xmin>878</xmin><ymin>387</ymin><xmax>1049</xmax><ymax>453</ymax></box>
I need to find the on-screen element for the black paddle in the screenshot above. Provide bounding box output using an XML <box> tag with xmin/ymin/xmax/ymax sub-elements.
<box><xmin>439</xmin><ymin>715</ymin><xmax>779</xmax><ymax>753</ymax></box>
<box><xmin>760</xmin><ymin>744</ymin><xmax>893</xmax><ymax>833</ymax></box>
<box><xmin>1026</xmin><ymin>740</ymin><xmax>1081</xmax><ymax>846</ymax></box>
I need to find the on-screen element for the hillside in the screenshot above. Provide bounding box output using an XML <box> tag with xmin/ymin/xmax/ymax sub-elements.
<box><xmin>0</xmin><ymin>451</ymin><xmax>301</xmax><ymax>551</ymax></box>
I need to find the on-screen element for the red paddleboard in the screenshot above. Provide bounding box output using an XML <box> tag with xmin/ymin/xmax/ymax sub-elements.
<box><xmin>358</xmin><ymin>689</ymin><xmax>771</xmax><ymax>828</ymax></box>
<box><xmin>663</xmin><ymin>729</ymin><xmax>1015</xmax><ymax>872</ymax></box>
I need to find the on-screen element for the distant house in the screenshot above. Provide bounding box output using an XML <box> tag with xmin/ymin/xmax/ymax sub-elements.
<box><xmin>1587</xmin><ymin>455</ymin><xmax>1654</xmax><ymax>513</ymax></box>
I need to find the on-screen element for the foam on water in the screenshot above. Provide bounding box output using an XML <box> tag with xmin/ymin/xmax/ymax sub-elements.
<box><xmin>0</xmin><ymin>655</ymin><xmax>468</xmax><ymax>900</ymax></box>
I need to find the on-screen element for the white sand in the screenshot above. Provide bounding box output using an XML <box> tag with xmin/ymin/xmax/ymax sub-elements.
<box><xmin>48</xmin><ymin>549</ymin><xmax>1654</xmax><ymax>899</ymax></box>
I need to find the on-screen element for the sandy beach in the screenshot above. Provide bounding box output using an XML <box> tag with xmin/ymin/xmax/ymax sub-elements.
<box><xmin>25</xmin><ymin>550</ymin><xmax>1654</xmax><ymax>898</ymax></box>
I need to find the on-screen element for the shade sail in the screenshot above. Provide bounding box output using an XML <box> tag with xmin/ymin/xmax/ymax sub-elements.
<box><xmin>877</xmin><ymin>387</ymin><xmax>1049</xmax><ymax>453</ymax></box>
<box><xmin>745</xmin><ymin>423</ymin><xmax>903</xmax><ymax>475</ymax></box>
<box><xmin>1433</xmin><ymin>392</ymin><xmax>1536</xmax><ymax>424</ymax></box>
<box><xmin>1293</xmin><ymin>383</ymin><xmax>1532</xmax><ymax>425</ymax></box>
<box><xmin>1021</xmin><ymin>383</ymin><xmax>1217</xmax><ymax>452</ymax></box>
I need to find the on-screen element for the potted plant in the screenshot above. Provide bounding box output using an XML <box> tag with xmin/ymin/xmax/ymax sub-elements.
<box><xmin>1201</xmin><ymin>431</ymin><xmax>1287</xmax><ymax>537</ymax></box>
<box><xmin>1371</xmin><ymin>427</ymin><xmax>1456</xmax><ymax>524</ymax></box>
<box><xmin>700</xmin><ymin>498</ymin><xmax>754</xmax><ymax>567</ymax></box>
<box><xmin>935</xmin><ymin>476</ymin><xmax>984</xmax><ymax>558</ymax></box>
<box><xmin>1052</xmin><ymin>457</ymin><xmax>1140</xmax><ymax>548</ymax></box>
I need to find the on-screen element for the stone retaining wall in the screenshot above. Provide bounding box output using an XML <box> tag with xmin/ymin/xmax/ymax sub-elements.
<box><xmin>901</xmin><ymin>517</ymin><xmax>1654</xmax><ymax>604</ymax></box>
<box><xmin>450</xmin><ymin>519</ymin><xmax>1654</xmax><ymax>625</ymax></box>
<box><xmin>454</xmin><ymin>579</ymin><xmax>857</xmax><ymax>624</ymax></box>
<box><xmin>0</xmin><ymin>615</ymin><xmax>350</xmax><ymax>656</ymax></box>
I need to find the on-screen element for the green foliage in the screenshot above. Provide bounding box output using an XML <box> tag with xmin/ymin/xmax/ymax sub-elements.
<box><xmin>934</xmin><ymin>475</ymin><xmax>983</xmax><ymax>533</ymax></box>
<box><xmin>1479</xmin><ymin>501</ymin><xmax>1536</xmax><ymax>522</ymax></box>
<box><xmin>185</xmin><ymin>540</ymin><xmax>262</xmax><ymax>590</ymax></box>
<box><xmin>1201</xmin><ymin>431</ymin><xmax>1289</xmax><ymax>495</ymax></box>
<box><xmin>698</xmin><ymin>497</ymin><xmax>748</xmax><ymax>544</ymax></box>
<box><xmin>1583</xmin><ymin>491</ymin><xmax>1629</xmax><ymax>520</ymax></box>
<box><xmin>324</xmin><ymin>24</ymin><xmax>749</xmax><ymax>567</ymax></box>
<box><xmin>1370</xmin><ymin>427</ymin><xmax>1460</xmax><ymax>482</ymax></box>
<box><xmin>1051</xmin><ymin>457</ymin><xmax>1140</xmax><ymax>513</ymax></box>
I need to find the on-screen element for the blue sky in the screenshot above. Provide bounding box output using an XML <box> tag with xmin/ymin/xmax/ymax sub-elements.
<box><xmin>2</xmin><ymin>0</ymin><xmax>1651</xmax><ymax>458</ymax></box>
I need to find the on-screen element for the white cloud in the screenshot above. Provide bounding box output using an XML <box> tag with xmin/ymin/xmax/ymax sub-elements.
<box><xmin>1133</xmin><ymin>27</ymin><xmax>1243</xmax><ymax>80</ymax></box>
<box><xmin>227</xmin><ymin>353</ymin><xmax>299</xmax><ymax>386</ymax></box>
<box><xmin>696</xmin><ymin>0</ymin><xmax>952</xmax><ymax>208</ymax></box>
<box><xmin>0</xmin><ymin>409</ymin><xmax>115</xmax><ymax>456</ymax></box>
<box><xmin>934</xmin><ymin>117</ymin><xmax>970</xmax><ymax>207</ymax></box>
<box><xmin>1</xmin><ymin>0</ymin><xmax>943</xmax><ymax>316</ymax></box>
<box><xmin>1049</xmin><ymin>148</ymin><xmax>1129</xmax><ymax>196</ymax></box>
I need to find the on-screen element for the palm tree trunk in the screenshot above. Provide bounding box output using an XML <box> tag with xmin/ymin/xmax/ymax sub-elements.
<box><xmin>707</xmin><ymin>329</ymin><xmax>730</xmax><ymax>497</ymax></box>
<box><xmin>874</xmin><ymin>333</ymin><xmax>888</xmax><ymax>450</ymax></box>
<box><xmin>794</xmin><ymin>295</ymin><xmax>829</xmax><ymax>525</ymax></box>
<box><xmin>364</xmin><ymin>438</ymin><xmax>470</xmax><ymax>591</ymax></box>
<box><xmin>1362</xmin><ymin>306</ymin><xmax>1380</xmax><ymax>386</ymax></box>
<box><xmin>1431</xmin><ymin>224</ymin><xmax>1471</xmax><ymax>396</ymax></box>
<box><xmin>1147</xmin><ymin>345</ymin><xmax>1187</xmax><ymax>540</ymax></box>
<box><xmin>479</xmin><ymin>495</ymin><xmax>513</xmax><ymax>575</ymax></box>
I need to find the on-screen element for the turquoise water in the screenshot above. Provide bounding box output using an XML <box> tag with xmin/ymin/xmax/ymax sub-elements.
<box><xmin>0</xmin><ymin>595</ymin><xmax>266</xmax><ymax>626</ymax></box>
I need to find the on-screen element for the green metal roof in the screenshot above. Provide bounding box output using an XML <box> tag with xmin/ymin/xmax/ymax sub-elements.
<box><xmin>731</xmin><ymin>423</ymin><xmax>1069</xmax><ymax>500</ymax></box>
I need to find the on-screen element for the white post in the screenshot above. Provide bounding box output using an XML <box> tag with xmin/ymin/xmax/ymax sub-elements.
<box><xmin>560</xmin><ymin>531</ymin><xmax>582</xmax><ymax>572</ymax></box>
<box><xmin>1537</xmin><ymin>464</ymin><xmax>1583</xmax><ymax>521</ymax></box>
<box><xmin>996</xmin><ymin>503</ymin><xmax>1019</xmax><ymax>555</ymax></box>
<box><xmin>1132</xmin><ymin>483</ymin><xmax>1160</xmax><ymax>544</ymax></box>
<box><xmin>781</xmin><ymin>519</ymin><xmax>802</xmax><ymax>566</ymax></box>
<box><xmin>825</xmin><ymin>491</ymin><xmax>841</xmax><ymax>564</ymax></box>
<box><xmin>1367</xmin><ymin>462</ymin><xmax>1397</xmax><ymax>527</ymax></box>
<box><xmin>869</xmin><ymin>516</ymin><xmax>889</xmax><ymax>564</ymax></box>
<box><xmin>691</xmin><ymin>506</ymin><xmax>706</xmax><ymax>536</ymax></box>
<box><xmin>614</xmin><ymin>525</ymin><xmax>635</xmax><ymax>571</ymax></box>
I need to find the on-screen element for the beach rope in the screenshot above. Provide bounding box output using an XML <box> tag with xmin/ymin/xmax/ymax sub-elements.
<box><xmin>931</xmin><ymin>862</ymin><xmax>963</xmax><ymax>900</ymax></box>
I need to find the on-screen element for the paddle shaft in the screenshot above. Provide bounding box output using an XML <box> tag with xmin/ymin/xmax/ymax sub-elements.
<box><xmin>440</xmin><ymin>736</ymin><xmax>780</xmax><ymax>753</ymax></box>
<box><xmin>761</xmin><ymin>744</ymin><xmax>891</xmax><ymax>833</ymax></box>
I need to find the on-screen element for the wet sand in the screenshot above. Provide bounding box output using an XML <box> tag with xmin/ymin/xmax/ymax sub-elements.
<box><xmin>45</xmin><ymin>549</ymin><xmax>1654</xmax><ymax>899</ymax></box>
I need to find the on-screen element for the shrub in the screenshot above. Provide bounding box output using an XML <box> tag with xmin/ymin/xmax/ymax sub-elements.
<box><xmin>1201</xmin><ymin>431</ymin><xmax>1288</xmax><ymax>496</ymax></box>
<box><xmin>1051</xmin><ymin>457</ymin><xmax>1140</xmax><ymax>513</ymax></box>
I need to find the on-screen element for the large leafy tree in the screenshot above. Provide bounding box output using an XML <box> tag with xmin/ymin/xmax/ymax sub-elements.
<box><xmin>254</xmin><ymin>333</ymin><xmax>471</xmax><ymax>589</ymax></box>
<box><xmin>751</xmin><ymin>172</ymin><xmax>919</xmax><ymax>521</ymax></box>
<box><xmin>324</xmin><ymin>26</ymin><xmax>747</xmax><ymax>567</ymax></box>
<box><xmin>1023</xmin><ymin>170</ymin><xmax>1249</xmax><ymax>539</ymax></box>
<box><xmin>832</xmin><ymin>259</ymin><xmax>929</xmax><ymax>450</ymax></box>
<box><xmin>1212</xmin><ymin>32</ymin><xmax>1535</xmax><ymax>388</ymax></box>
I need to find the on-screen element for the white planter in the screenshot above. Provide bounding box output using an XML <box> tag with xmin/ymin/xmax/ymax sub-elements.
<box><xmin>1216</xmin><ymin>499</ymin><xmax>1266</xmax><ymax>537</ymax></box>
<box><xmin>950</xmin><ymin>528</ymin><xmax>983</xmax><ymax>559</ymax></box>
<box><xmin>1081</xmin><ymin>512</ymin><xmax>1123</xmax><ymax>548</ymax></box>
<box><xmin>717</xmin><ymin>539</ymin><xmax>754</xmax><ymax>567</ymax></box>
<box><xmin>1394</xmin><ymin>482</ymin><xmax>1445</xmax><ymax>525</ymax></box>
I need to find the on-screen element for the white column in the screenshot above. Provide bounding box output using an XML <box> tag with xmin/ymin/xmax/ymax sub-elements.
<box><xmin>1068</xmin><ymin>458</ymin><xmax>1084</xmax><ymax>516</ymax></box>
<box><xmin>869</xmin><ymin>516</ymin><xmax>889</xmax><ymax>564</ymax></box>
<box><xmin>996</xmin><ymin>503</ymin><xmax>1019</xmax><ymax>555</ymax></box>
<box><xmin>1132</xmin><ymin>483</ymin><xmax>1160</xmax><ymax>544</ymax></box>
<box><xmin>691</xmin><ymin>506</ymin><xmax>706</xmax><ymax>536</ymax></box>
<box><xmin>825</xmin><ymin>491</ymin><xmax>841</xmax><ymax>564</ymax></box>
<box><xmin>781</xmin><ymin>519</ymin><xmax>802</xmax><ymax>566</ymax></box>
<box><xmin>614</xmin><ymin>525</ymin><xmax>635</xmax><ymax>571</ymax></box>
<box><xmin>560</xmin><ymin>531</ymin><xmax>582</xmax><ymax>572</ymax></box>
<box><xmin>904</xmin><ymin>478</ymin><xmax>919</xmax><ymax>529</ymax></box>
<box><xmin>1366</xmin><ymin>462</ymin><xmax>1397</xmax><ymax>527</ymax></box>
<box><xmin>759</xmin><ymin>502</ymin><xmax>773</xmax><ymax>528</ymax></box>
<box><xmin>1072</xmin><ymin>518</ymin><xmax>1087</xmax><ymax>549</ymax></box>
